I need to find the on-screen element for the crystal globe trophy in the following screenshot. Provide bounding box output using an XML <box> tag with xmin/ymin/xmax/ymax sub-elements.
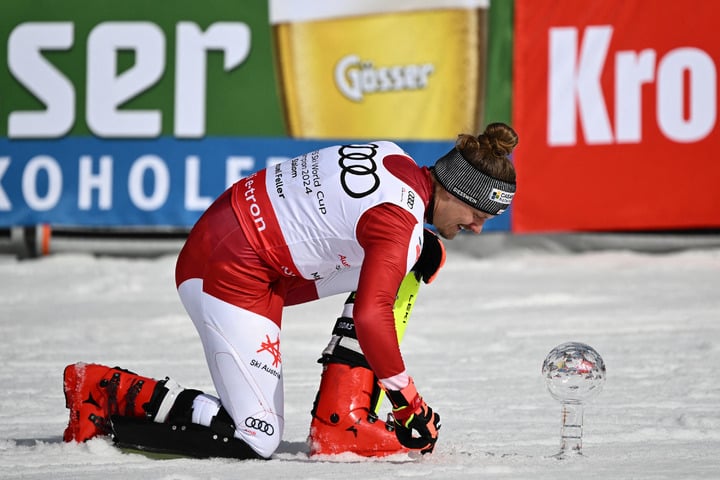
<box><xmin>541</xmin><ymin>342</ymin><xmax>606</xmax><ymax>458</ymax></box>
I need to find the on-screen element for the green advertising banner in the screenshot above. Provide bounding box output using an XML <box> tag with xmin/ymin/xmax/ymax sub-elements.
<box><xmin>1</xmin><ymin>0</ymin><xmax>285</xmax><ymax>138</ymax></box>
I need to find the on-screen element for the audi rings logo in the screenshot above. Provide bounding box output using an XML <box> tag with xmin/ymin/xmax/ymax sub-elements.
<box><xmin>338</xmin><ymin>144</ymin><xmax>381</xmax><ymax>199</ymax></box>
<box><xmin>406</xmin><ymin>190</ymin><xmax>416</xmax><ymax>209</ymax></box>
<box><xmin>245</xmin><ymin>417</ymin><xmax>275</xmax><ymax>436</ymax></box>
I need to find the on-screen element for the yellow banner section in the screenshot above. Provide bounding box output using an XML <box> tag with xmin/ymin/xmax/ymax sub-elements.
<box><xmin>272</xmin><ymin>1</ymin><xmax>489</xmax><ymax>140</ymax></box>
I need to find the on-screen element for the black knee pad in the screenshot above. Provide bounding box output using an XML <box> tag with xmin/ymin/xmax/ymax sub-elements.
<box><xmin>110</xmin><ymin>415</ymin><xmax>264</xmax><ymax>460</ymax></box>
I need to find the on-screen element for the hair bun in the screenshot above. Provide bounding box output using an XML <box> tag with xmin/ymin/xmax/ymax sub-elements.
<box><xmin>480</xmin><ymin>123</ymin><xmax>518</xmax><ymax>160</ymax></box>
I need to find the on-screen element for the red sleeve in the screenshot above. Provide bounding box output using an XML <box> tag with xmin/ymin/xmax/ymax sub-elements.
<box><xmin>353</xmin><ymin>203</ymin><xmax>419</xmax><ymax>380</ymax></box>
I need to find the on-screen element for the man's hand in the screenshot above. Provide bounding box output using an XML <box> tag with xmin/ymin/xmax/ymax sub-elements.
<box><xmin>383</xmin><ymin>377</ymin><xmax>441</xmax><ymax>454</ymax></box>
<box><xmin>411</xmin><ymin>228</ymin><xmax>446</xmax><ymax>284</ymax></box>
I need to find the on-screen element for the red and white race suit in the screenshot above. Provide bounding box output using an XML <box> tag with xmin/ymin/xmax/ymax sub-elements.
<box><xmin>175</xmin><ymin>141</ymin><xmax>432</xmax><ymax>457</ymax></box>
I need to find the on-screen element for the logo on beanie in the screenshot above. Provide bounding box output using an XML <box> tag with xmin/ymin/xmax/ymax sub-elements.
<box><xmin>489</xmin><ymin>188</ymin><xmax>514</xmax><ymax>204</ymax></box>
<box><xmin>451</xmin><ymin>187</ymin><xmax>478</xmax><ymax>205</ymax></box>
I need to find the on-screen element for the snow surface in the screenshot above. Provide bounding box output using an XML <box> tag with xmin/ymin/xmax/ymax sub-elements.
<box><xmin>1</xmin><ymin>243</ymin><xmax>719</xmax><ymax>479</ymax></box>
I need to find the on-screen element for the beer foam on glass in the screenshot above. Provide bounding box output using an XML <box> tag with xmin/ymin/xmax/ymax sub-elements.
<box><xmin>270</xmin><ymin>0</ymin><xmax>489</xmax><ymax>140</ymax></box>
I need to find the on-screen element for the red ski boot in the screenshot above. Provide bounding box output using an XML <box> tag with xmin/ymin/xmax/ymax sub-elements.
<box><xmin>308</xmin><ymin>362</ymin><xmax>408</xmax><ymax>457</ymax></box>
<box><xmin>63</xmin><ymin>362</ymin><xmax>168</xmax><ymax>442</ymax></box>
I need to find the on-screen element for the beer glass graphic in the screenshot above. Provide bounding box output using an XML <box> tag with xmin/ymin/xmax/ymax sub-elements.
<box><xmin>270</xmin><ymin>0</ymin><xmax>489</xmax><ymax>140</ymax></box>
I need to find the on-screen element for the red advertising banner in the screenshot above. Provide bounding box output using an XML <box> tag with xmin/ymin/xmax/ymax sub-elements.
<box><xmin>512</xmin><ymin>0</ymin><xmax>719</xmax><ymax>232</ymax></box>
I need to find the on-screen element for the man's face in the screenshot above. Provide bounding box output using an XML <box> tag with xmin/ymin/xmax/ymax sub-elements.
<box><xmin>432</xmin><ymin>189</ymin><xmax>495</xmax><ymax>240</ymax></box>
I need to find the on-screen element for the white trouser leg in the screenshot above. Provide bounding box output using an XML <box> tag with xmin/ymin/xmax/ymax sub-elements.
<box><xmin>178</xmin><ymin>279</ymin><xmax>284</xmax><ymax>458</ymax></box>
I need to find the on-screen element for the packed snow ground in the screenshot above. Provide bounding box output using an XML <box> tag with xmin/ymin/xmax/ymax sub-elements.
<box><xmin>1</xmin><ymin>241</ymin><xmax>719</xmax><ymax>479</ymax></box>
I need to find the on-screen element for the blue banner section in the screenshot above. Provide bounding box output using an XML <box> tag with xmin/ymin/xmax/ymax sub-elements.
<box><xmin>0</xmin><ymin>137</ymin><xmax>511</xmax><ymax>231</ymax></box>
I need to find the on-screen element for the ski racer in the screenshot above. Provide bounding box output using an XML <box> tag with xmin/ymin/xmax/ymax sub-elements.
<box><xmin>62</xmin><ymin>122</ymin><xmax>519</xmax><ymax>459</ymax></box>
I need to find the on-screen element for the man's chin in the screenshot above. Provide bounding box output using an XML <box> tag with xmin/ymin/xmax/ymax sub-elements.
<box><xmin>436</xmin><ymin>228</ymin><xmax>456</xmax><ymax>240</ymax></box>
